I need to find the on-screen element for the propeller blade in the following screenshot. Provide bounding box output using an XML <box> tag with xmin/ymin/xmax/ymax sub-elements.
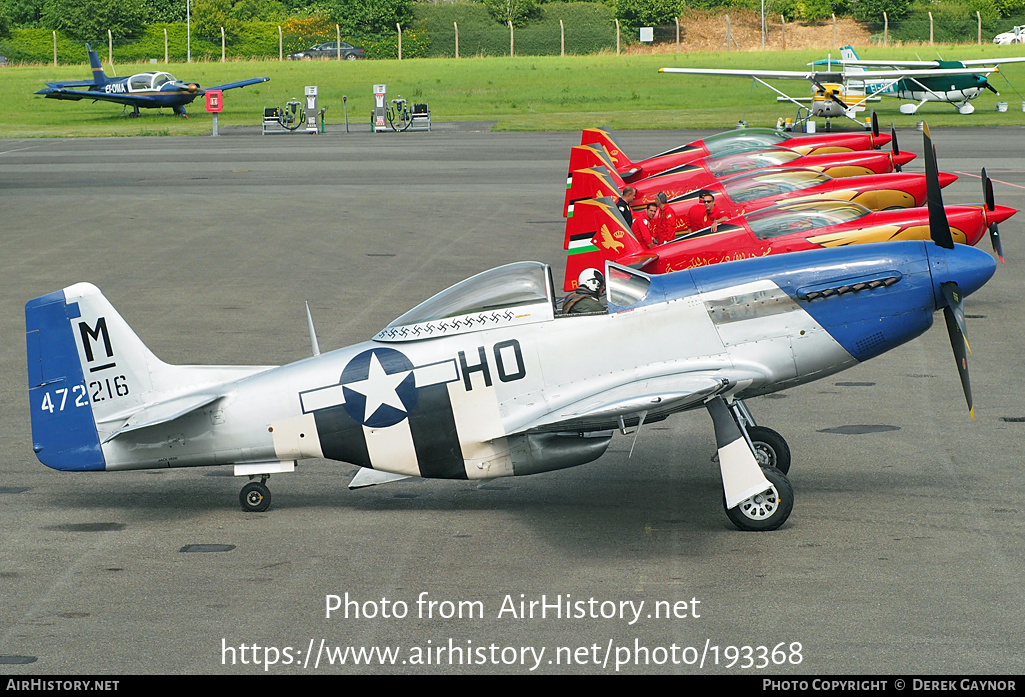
<box><xmin>990</xmin><ymin>222</ymin><xmax>1004</xmax><ymax>262</ymax></box>
<box><xmin>982</xmin><ymin>168</ymin><xmax>1004</xmax><ymax>261</ymax></box>
<box><xmin>923</xmin><ymin>123</ymin><xmax>955</xmax><ymax>249</ymax></box>
<box><xmin>890</xmin><ymin>124</ymin><xmax>902</xmax><ymax>172</ymax></box>
<box><xmin>811</xmin><ymin>77</ymin><xmax>849</xmax><ymax>110</ymax></box>
<box><xmin>984</xmin><ymin>81</ymin><xmax>1000</xmax><ymax>95</ymax></box>
<box><xmin>871</xmin><ymin>110</ymin><xmax>879</xmax><ymax>138</ymax></box>
<box><xmin>941</xmin><ymin>281</ymin><xmax>974</xmax><ymax>418</ymax></box>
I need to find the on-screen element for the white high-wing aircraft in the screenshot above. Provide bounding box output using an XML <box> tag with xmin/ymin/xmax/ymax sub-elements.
<box><xmin>661</xmin><ymin>45</ymin><xmax>1025</xmax><ymax>122</ymax></box>
<box><xmin>25</xmin><ymin>128</ymin><xmax>995</xmax><ymax>531</ymax></box>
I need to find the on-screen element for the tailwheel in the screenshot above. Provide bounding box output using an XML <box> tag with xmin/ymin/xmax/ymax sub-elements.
<box><xmin>240</xmin><ymin>479</ymin><xmax>271</xmax><ymax>513</ymax></box>
<box><xmin>747</xmin><ymin>426</ymin><xmax>791</xmax><ymax>475</ymax></box>
<box><xmin>725</xmin><ymin>467</ymin><xmax>793</xmax><ymax>531</ymax></box>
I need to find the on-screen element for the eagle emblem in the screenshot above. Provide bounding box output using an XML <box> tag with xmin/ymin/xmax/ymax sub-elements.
<box><xmin>599</xmin><ymin>224</ymin><xmax>624</xmax><ymax>252</ymax></box>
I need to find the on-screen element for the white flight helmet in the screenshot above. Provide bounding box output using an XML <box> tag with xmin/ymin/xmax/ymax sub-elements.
<box><xmin>578</xmin><ymin>268</ymin><xmax>605</xmax><ymax>294</ymax></box>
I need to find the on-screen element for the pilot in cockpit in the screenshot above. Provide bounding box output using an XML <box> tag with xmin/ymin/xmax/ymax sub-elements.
<box><xmin>562</xmin><ymin>268</ymin><xmax>607</xmax><ymax>315</ymax></box>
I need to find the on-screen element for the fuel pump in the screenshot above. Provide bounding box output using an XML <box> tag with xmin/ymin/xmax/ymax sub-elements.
<box><xmin>305</xmin><ymin>86</ymin><xmax>319</xmax><ymax>134</ymax></box>
<box><xmin>373</xmin><ymin>84</ymin><xmax>388</xmax><ymax>132</ymax></box>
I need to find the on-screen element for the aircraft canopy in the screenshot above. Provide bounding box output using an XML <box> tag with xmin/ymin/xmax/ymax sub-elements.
<box><xmin>385</xmin><ymin>261</ymin><xmax>554</xmax><ymax>330</ymax></box>
<box><xmin>745</xmin><ymin>201</ymin><xmax>871</xmax><ymax>240</ymax></box>
<box><xmin>722</xmin><ymin>168</ymin><xmax>832</xmax><ymax>202</ymax></box>
<box><xmin>706</xmin><ymin>148</ymin><xmax>803</xmax><ymax>178</ymax></box>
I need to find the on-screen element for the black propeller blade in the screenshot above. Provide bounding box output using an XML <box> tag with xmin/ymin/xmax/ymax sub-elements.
<box><xmin>924</xmin><ymin>122</ymin><xmax>974</xmax><ymax>417</ymax></box>
<box><xmin>810</xmin><ymin>77</ymin><xmax>849</xmax><ymax>111</ymax></box>
<box><xmin>982</xmin><ymin>167</ymin><xmax>1004</xmax><ymax>262</ymax></box>
<box><xmin>871</xmin><ymin>110</ymin><xmax>879</xmax><ymax>139</ymax></box>
<box><xmin>890</xmin><ymin>124</ymin><xmax>902</xmax><ymax>172</ymax></box>
<box><xmin>923</xmin><ymin>123</ymin><xmax>954</xmax><ymax>249</ymax></box>
<box><xmin>941</xmin><ymin>281</ymin><xmax>974</xmax><ymax>418</ymax></box>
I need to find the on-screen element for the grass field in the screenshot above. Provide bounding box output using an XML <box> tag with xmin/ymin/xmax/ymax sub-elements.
<box><xmin>4</xmin><ymin>46</ymin><xmax>1025</xmax><ymax>137</ymax></box>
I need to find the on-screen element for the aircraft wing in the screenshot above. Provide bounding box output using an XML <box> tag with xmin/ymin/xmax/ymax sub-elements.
<box><xmin>660</xmin><ymin>67</ymin><xmax>822</xmax><ymax>80</ymax></box>
<box><xmin>840</xmin><ymin>57</ymin><xmax>1025</xmax><ymax>69</ymax></box>
<box><xmin>958</xmin><ymin>57</ymin><xmax>1025</xmax><ymax>67</ymax></box>
<box><xmin>42</xmin><ymin>79</ymin><xmax>97</xmax><ymax>89</ymax></box>
<box><xmin>34</xmin><ymin>87</ymin><xmax>163</xmax><ymax>107</ymax></box>
<box><xmin>509</xmin><ymin>371</ymin><xmax>756</xmax><ymax>434</ymax></box>
<box><xmin>844</xmin><ymin>66</ymin><xmax>1003</xmax><ymax>79</ymax></box>
<box><xmin>201</xmin><ymin>77</ymin><xmax>271</xmax><ymax>92</ymax></box>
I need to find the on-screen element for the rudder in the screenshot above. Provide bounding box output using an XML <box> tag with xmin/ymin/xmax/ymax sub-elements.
<box><xmin>26</xmin><ymin>283</ymin><xmax>162</xmax><ymax>471</ymax></box>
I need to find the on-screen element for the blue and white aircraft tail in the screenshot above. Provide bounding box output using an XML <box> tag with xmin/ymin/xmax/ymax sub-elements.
<box><xmin>26</xmin><ymin>283</ymin><xmax>270</xmax><ymax>471</ymax></box>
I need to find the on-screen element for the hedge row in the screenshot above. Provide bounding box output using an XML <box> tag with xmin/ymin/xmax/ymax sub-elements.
<box><xmin>0</xmin><ymin>3</ymin><xmax>614</xmax><ymax>62</ymax></box>
<box><xmin>871</xmin><ymin>11</ymin><xmax>1025</xmax><ymax>43</ymax></box>
<box><xmin>415</xmin><ymin>3</ymin><xmax>617</xmax><ymax>57</ymax></box>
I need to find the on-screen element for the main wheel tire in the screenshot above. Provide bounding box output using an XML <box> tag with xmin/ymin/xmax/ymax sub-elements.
<box><xmin>747</xmin><ymin>426</ymin><xmax>791</xmax><ymax>475</ymax></box>
<box><xmin>725</xmin><ymin>467</ymin><xmax>794</xmax><ymax>532</ymax></box>
<box><xmin>240</xmin><ymin>481</ymin><xmax>271</xmax><ymax>513</ymax></box>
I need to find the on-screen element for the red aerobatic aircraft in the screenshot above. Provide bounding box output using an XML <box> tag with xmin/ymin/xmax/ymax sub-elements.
<box><xmin>562</xmin><ymin>197</ymin><xmax>1014</xmax><ymax>290</ymax></box>
<box><xmin>563</xmin><ymin>144</ymin><xmax>916</xmax><ymax>216</ymax></box>
<box><xmin>561</xmin><ymin>166</ymin><xmax>958</xmax><ymax>249</ymax></box>
<box><xmin>576</xmin><ymin>121</ymin><xmax>893</xmax><ymax>182</ymax></box>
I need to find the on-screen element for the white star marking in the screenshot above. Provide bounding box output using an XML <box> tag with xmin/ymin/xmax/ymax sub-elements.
<box><xmin>344</xmin><ymin>352</ymin><xmax>412</xmax><ymax>423</ymax></box>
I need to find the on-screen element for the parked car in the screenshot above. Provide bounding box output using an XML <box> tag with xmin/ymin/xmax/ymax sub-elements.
<box><xmin>0</xmin><ymin>56</ymin><xmax>8</xmax><ymax>67</ymax></box>
<box><xmin>287</xmin><ymin>42</ymin><xmax>364</xmax><ymax>60</ymax></box>
<box><xmin>993</xmin><ymin>26</ymin><xmax>1025</xmax><ymax>44</ymax></box>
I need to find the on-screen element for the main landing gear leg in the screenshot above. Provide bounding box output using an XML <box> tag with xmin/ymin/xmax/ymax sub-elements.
<box><xmin>240</xmin><ymin>476</ymin><xmax>271</xmax><ymax>513</ymax></box>
<box><xmin>707</xmin><ymin>396</ymin><xmax>794</xmax><ymax>531</ymax></box>
<box><xmin>729</xmin><ymin>400</ymin><xmax>791</xmax><ymax>474</ymax></box>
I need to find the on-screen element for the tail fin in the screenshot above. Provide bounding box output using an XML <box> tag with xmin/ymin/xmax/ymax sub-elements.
<box><xmin>580</xmin><ymin>128</ymin><xmax>636</xmax><ymax>172</ymax></box>
<box><xmin>564</xmin><ymin>159</ymin><xmax>627</xmax><ymax>218</ymax></box>
<box><xmin>564</xmin><ymin>197</ymin><xmax>652</xmax><ymax>291</ymax></box>
<box><xmin>839</xmin><ymin>45</ymin><xmax>866</xmax><ymax>74</ymax></box>
<box><xmin>86</xmin><ymin>44</ymin><xmax>109</xmax><ymax>87</ymax></box>
<box><xmin>25</xmin><ymin>283</ymin><xmax>267</xmax><ymax>471</ymax></box>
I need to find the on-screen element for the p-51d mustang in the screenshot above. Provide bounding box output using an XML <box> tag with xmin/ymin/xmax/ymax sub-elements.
<box><xmin>35</xmin><ymin>44</ymin><xmax>269</xmax><ymax>117</ymax></box>
<box><xmin>26</xmin><ymin>127</ymin><xmax>993</xmax><ymax>531</ymax></box>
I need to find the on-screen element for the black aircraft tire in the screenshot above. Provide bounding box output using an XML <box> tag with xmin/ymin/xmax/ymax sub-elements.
<box><xmin>240</xmin><ymin>481</ymin><xmax>271</xmax><ymax>513</ymax></box>
<box><xmin>725</xmin><ymin>467</ymin><xmax>793</xmax><ymax>532</ymax></box>
<box><xmin>748</xmin><ymin>426</ymin><xmax>791</xmax><ymax>475</ymax></box>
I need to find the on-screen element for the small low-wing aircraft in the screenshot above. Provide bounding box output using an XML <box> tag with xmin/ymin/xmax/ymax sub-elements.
<box><xmin>35</xmin><ymin>44</ymin><xmax>270</xmax><ymax>117</ymax></box>
<box><xmin>565</xmin><ymin>141</ymin><xmax>916</xmax><ymax>217</ymax></box>
<box><xmin>565</xmin><ymin>195</ymin><xmax>1013</xmax><ymax>288</ymax></box>
<box><xmin>660</xmin><ymin>46</ymin><xmax>1025</xmax><ymax>122</ymax></box>
<box><xmin>25</xmin><ymin>126</ymin><xmax>995</xmax><ymax>531</ymax></box>
<box><xmin>562</xmin><ymin>166</ymin><xmax>962</xmax><ymax>287</ymax></box>
<box><xmin>576</xmin><ymin>118</ymin><xmax>891</xmax><ymax>183</ymax></box>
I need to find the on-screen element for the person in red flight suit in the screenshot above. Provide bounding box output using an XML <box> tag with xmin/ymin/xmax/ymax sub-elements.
<box><xmin>632</xmin><ymin>202</ymin><xmax>659</xmax><ymax>248</ymax></box>
<box><xmin>687</xmin><ymin>189</ymin><xmax>727</xmax><ymax>233</ymax></box>
<box><xmin>650</xmin><ymin>191</ymin><xmax>677</xmax><ymax>245</ymax></box>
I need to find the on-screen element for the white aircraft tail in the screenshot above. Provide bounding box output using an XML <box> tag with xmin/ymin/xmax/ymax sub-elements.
<box><xmin>26</xmin><ymin>283</ymin><xmax>271</xmax><ymax>471</ymax></box>
<box><xmin>840</xmin><ymin>45</ymin><xmax>866</xmax><ymax>73</ymax></box>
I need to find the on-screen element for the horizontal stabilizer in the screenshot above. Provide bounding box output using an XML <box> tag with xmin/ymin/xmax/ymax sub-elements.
<box><xmin>101</xmin><ymin>392</ymin><xmax>223</xmax><ymax>442</ymax></box>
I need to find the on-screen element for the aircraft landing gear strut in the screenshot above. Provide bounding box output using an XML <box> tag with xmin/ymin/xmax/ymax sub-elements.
<box><xmin>240</xmin><ymin>476</ymin><xmax>271</xmax><ymax>513</ymax></box>
<box><xmin>728</xmin><ymin>400</ymin><xmax>792</xmax><ymax>474</ymax></box>
<box><xmin>708</xmin><ymin>397</ymin><xmax>794</xmax><ymax>531</ymax></box>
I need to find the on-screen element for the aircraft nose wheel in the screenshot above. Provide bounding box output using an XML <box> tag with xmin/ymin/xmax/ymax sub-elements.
<box><xmin>747</xmin><ymin>426</ymin><xmax>791</xmax><ymax>474</ymax></box>
<box><xmin>725</xmin><ymin>467</ymin><xmax>793</xmax><ymax>531</ymax></box>
<box><xmin>240</xmin><ymin>479</ymin><xmax>271</xmax><ymax>513</ymax></box>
